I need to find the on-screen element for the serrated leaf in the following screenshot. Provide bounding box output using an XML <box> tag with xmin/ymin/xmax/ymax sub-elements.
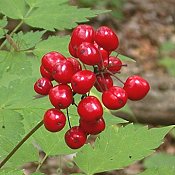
<box><xmin>34</xmin><ymin>35</ymin><xmax>70</xmax><ymax>58</ymax></box>
<box><xmin>12</xmin><ymin>31</ymin><xmax>45</xmax><ymax>51</ymax></box>
<box><xmin>0</xmin><ymin>0</ymin><xmax>27</xmax><ymax>19</ymax></box>
<box><xmin>24</xmin><ymin>3</ymin><xmax>109</xmax><ymax>31</ymax></box>
<box><xmin>140</xmin><ymin>153</ymin><xmax>175</xmax><ymax>175</ymax></box>
<box><xmin>74</xmin><ymin>124</ymin><xmax>172</xmax><ymax>175</ymax></box>
<box><xmin>0</xmin><ymin>169</ymin><xmax>23</xmax><ymax>175</ymax></box>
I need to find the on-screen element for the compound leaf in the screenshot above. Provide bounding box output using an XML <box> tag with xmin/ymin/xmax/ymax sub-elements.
<box><xmin>0</xmin><ymin>169</ymin><xmax>23</xmax><ymax>175</ymax></box>
<box><xmin>74</xmin><ymin>124</ymin><xmax>172</xmax><ymax>175</ymax></box>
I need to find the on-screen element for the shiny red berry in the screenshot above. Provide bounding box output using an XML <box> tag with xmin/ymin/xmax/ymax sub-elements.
<box><xmin>94</xmin><ymin>73</ymin><xmax>113</xmax><ymax>92</ymax></box>
<box><xmin>71</xmin><ymin>24</ymin><xmax>95</xmax><ymax>49</ymax></box>
<box><xmin>43</xmin><ymin>108</ymin><xmax>66</xmax><ymax>132</ymax></box>
<box><xmin>71</xmin><ymin>70</ymin><xmax>96</xmax><ymax>94</ymax></box>
<box><xmin>65</xmin><ymin>126</ymin><xmax>87</xmax><ymax>149</ymax></box>
<box><xmin>77</xmin><ymin>96</ymin><xmax>103</xmax><ymax>122</ymax></box>
<box><xmin>77</xmin><ymin>42</ymin><xmax>101</xmax><ymax>65</ymax></box>
<box><xmin>104</xmin><ymin>56</ymin><xmax>122</xmax><ymax>73</ymax></box>
<box><xmin>34</xmin><ymin>77</ymin><xmax>53</xmax><ymax>95</ymax></box>
<box><xmin>79</xmin><ymin>118</ymin><xmax>105</xmax><ymax>135</ymax></box>
<box><xmin>41</xmin><ymin>51</ymin><xmax>66</xmax><ymax>72</ymax></box>
<box><xmin>68</xmin><ymin>41</ymin><xmax>78</xmax><ymax>58</ymax></box>
<box><xmin>67</xmin><ymin>57</ymin><xmax>82</xmax><ymax>74</ymax></box>
<box><xmin>95</xmin><ymin>26</ymin><xmax>119</xmax><ymax>51</ymax></box>
<box><xmin>40</xmin><ymin>65</ymin><xmax>53</xmax><ymax>81</ymax></box>
<box><xmin>102</xmin><ymin>86</ymin><xmax>128</xmax><ymax>110</ymax></box>
<box><xmin>123</xmin><ymin>75</ymin><xmax>150</xmax><ymax>101</ymax></box>
<box><xmin>52</xmin><ymin>60</ymin><xmax>74</xmax><ymax>84</ymax></box>
<box><xmin>49</xmin><ymin>84</ymin><xmax>73</xmax><ymax>109</ymax></box>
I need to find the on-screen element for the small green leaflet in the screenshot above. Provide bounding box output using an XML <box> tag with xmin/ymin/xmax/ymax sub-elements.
<box><xmin>74</xmin><ymin>124</ymin><xmax>172</xmax><ymax>175</ymax></box>
<box><xmin>12</xmin><ymin>31</ymin><xmax>45</xmax><ymax>51</ymax></box>
<box><xmin>34</xmin><ymin>35</ymin><xmax>70</xmax><ymax>59</ymax></box>
<box><xmin>0</xmin><ymin>16</ymin><xmax>7</xmax><ymax>39</ymax></box>
<box><xmin>139</xmin><ymin>153</ymin><xmax>175</xmax><ymax>175</ymax></box>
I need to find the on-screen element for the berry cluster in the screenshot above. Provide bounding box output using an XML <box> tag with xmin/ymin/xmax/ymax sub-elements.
<box><xmin>34</xmin><ymin>25</ymin><xmax>150</xmax><ymax>149</ymax></box>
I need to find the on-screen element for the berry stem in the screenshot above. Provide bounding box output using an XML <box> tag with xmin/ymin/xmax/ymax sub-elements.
<box><xmin>106</xmin><ymin>70</ymin><xmax>125</xmax><ymax>84</ymax></box>
<box><xmin>66</xmin><ymin>108</ymin><xmax>72</xmax><ymax>129</ymax></box>
<box><xmin>0</xmin><ymin>120</ymin><xmax>43</xmax><ymax>169</ymax></box>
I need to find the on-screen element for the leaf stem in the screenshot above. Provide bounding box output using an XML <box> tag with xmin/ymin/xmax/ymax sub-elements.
<box><xmin>35</xmin><ymin>154</ymin><xmax>48</xmax><ymax>172</ymax></box>
<box><xmin>0</xmin><ymin>120</ymin><xmax>43</xmax><ymax>169</ymax></box>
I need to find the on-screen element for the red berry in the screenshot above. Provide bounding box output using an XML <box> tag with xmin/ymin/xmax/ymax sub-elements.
<box><xmin>43</xmin><ymin>108</ymin><xmax>66</xmax><ymax>132</ymax></box>
<box><xmin>71</xmin><ymin>70</ymin><xmax>96</xmax><ymax>94</ymax></box>
<box><xmin>94</xmin><ymin>73</ymin><xmax>113</xmax><ymax>92</ymax></box>
<box><xmin>77</xmin><ymin>42</ymin><xmax>101</xmax><ymax>65</ymax></box>
<box><xmin>95</xmin><ymin>26</ymin><xmax>119</xmax><ymax>51</ymax></box>
<box><xmin>49</xmin><ymin>84</ymin><xmax>73</xmax><ymax>109</ymax></box>
<box><xmin>34</xmin><ymin>77</ymin><xmax>53</xmax><ymax>95</ymax></box>
<box><xmin>40</xmin><ymin>65</ymin><xmax>53</xmax><ymax>81</ymax></box>
<box><xmin>102</xmin><ymin>86</ymin><xmax>128</xmax><ymax>110</ymax></box>
<box><xmin>104</xmin><ymin>56</ymin><xmax>122</xmax><ymax>73</ymax></box>
<box><xmin>123</xmin><ymin>75</ymin><xmax>150</xmax><ymax>100</ymax></box>
<box><xmin>67</xmin><ymin>57</ymin><xmax>82</xmax><ymax>74</ymax></box>
<box><xmin>65</xmin><ymin>126</ymin><xmax>87</xmax><ymax>149</ymax></box>
<box><xmin>41</xmin><ymin>51</ymin><xmax>66</xmax><ymax>72</ymax></box>
<box><xmin>79</xmin><ymin>118</ymin><xmax>105</xmax><ymax>135</ymax></box>
<box><xmin>71</xmin><ymin>25</ymin><xmax>95</xmax><ymax>49</ymax></box>
<box><xmin>52</xmin><ymin>59</ymin><xmax>74</xmax><ymax>84</ymax></box>
<box><xmin>77</xmin><ymin>96</ymin><xmax>103</xmax><ymax>122</ymax></box>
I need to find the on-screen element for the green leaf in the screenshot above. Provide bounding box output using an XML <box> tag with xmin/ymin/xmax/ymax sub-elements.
<box><xmin>0</xmin><ymin>169</ymin><xmax>23</xmax><ymax>175</ymax></box>
<box><xmin>0</xmin><ymin>51</ymin><xmax>32</xmax><ymax>79</ymax></box>
<box><xmin>74</xmin><ymin>124</ymin><xmax>172</xmax><ymax>175</ymax></box>
<box><xmin>24</xmin><ymin>3</ymin><xmax>109</xmax><ymax>31</ymax></box>
<box><xmin>140</xmin><ymin>153</ymin><xmax>175</xmax><ymax>175</ymax></box>
<box><xmin>161</xmin><ymin>41</ymin><xmax>175</xmax><ymax>53</ymax></box>
<box><xmin>34</xmin><ymin>35</ymin><xmax>70</xmax><ymax>58</ymax></box>
<box><xmin>0</xmin><ymin>0</ymin><xmax>27</xmax><ymax>19</ymax></box>
<box><xmin>12</xmin><ymin>31</ymin><xmax>45</xmax><ymax>51</ymax></box>
<box><xmin>159</xmin><ymin>57</ymin><xmax>175</xmax><ymax>76</ymax></box>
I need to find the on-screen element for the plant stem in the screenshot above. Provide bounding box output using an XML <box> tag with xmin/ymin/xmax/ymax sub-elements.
<box><xmin>0</xmin><ymin>120</ymin><xmax>43</xmax><ymax>169</ymax></box>
<box><xmin>66</xmin><ymin>108</ymin><xmax>72</xmax><ymax>129</ymax></box>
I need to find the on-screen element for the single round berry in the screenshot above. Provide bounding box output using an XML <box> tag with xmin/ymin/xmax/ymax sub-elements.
<box><xmin>123</xmin><ymin>75</ymin><xmax>150</xmax><ymax>101</ymax></box>
<box><xmin>71</xmin><ymin>70</ymin><xmax>96</xmax><ymax>94</ymax></box>
<box><xmin>65</xmin><ymin>126</ymin><xmax>87</xmax><ymax>149</ymax></box>
<box><xmin>40</xmin><ymin>65</ymin><xmax>53</xmax><ymax>81</ymax></box>
<box><xmin>49</xmin><ymin>84</ymin><xmax>73</xmax><ymax>109</ymax></box>
<box><xmin>95</xmin><ymin>26</ymin><xmax>119</xmax><ymax>51</ymax></box>
<box><xmin>34</xmin><ymin>77</ymin><xmax>53</xmax><ymax>95</ymax></box>
<box><xmin>94</xmin><ymin>73</ymin><xmax>113</xmax><ymax>92</ymax></box>
<box><xmin>41</xmin><ymin>51</ymin><xmax>66</xmax><ymax>72</ymax></box>
<box><xmin>78</xmin><ymin>96</ymin><xmax>103</xmax><ymax>122</ymax></box>
<box><xmin>52</xmin><ymin>59</ymin><xmax>74</xmax><ymax>84</ymax></box>
<box><xmin>104</xmin><ymin>56</ymin><xmax>122</xmax><ymax>73</ymax></box>
<box><xmin>79</xmin><ymin>118</ymin><xmax>105</xmax><ymax>135</ymax></box>
<box><xmin>70</xmin><ymin>24</ymin><xmax>95</xmax><ymax>49</ymax></box>
<box><xmin>43</xmin><ymin>108</ymin><xmax>66</xmax><ymax>132</ymax></box>
<box><xmin>77</xmin><ymin>42</ymin><xmax>101</xmax><ymax>65</ymax></box>
<box><xmin>67</xmin><ymin>57</ymin><xmax>82</xmax><ymax>74</ymax></box>
<box><xmin>102</xmin><ymin>86</ymin><xmax>128</xmax><ymax>110</ymax></box>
